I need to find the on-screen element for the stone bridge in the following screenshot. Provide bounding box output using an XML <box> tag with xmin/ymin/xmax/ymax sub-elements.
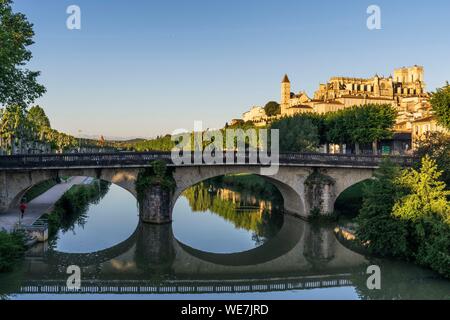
<box><xmin>0</xmin><ymin>152</ymin><xmax>415</xmax><ymax>222</ymax></box>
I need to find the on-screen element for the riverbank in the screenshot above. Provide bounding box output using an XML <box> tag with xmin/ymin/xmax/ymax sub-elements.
<box><xmin>0</xmin><ymin>177</ymin><xmax>105</xmax><ymax>273</ymax></box>
<box><xmin>0</xmin><ymin>231</ymin><xmax>26</xmax><ymax>272</ymax></box>
<box><xmin>0</xmin><ymin>176</ymin><xmax>91</xmax><ymax>232</ymax></box>
<box><xmin>44</xmin><ymin>180</ymin><xmax>110</xmax><ymax>237</ymax></box>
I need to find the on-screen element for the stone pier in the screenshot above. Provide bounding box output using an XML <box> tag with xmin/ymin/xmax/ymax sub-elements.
<box><xmin>304</xmin><ymin>170</ymin><xmax>336</xmax><ymax>216</ymax></box>
<box><xmin>139</xmin><ymin>185</ymin><xmax>172</xmax><ymax>224</ymax></box>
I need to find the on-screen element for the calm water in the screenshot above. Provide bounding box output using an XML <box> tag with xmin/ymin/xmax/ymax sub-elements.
<box><xmin>0</xmin><ymin>176</ymin><xmax>449</xmax><ymax>300</ymax></box>
<box><xmin>53</xmin><ymin>184</ymin><xmax>139</xmax><ymax>253</ymax></box>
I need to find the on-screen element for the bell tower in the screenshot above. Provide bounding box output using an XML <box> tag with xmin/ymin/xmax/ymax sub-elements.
<box><xmin>281</xmin><ymin>74</ymin><xmax>291</xmax><ymax>115</ymax></box>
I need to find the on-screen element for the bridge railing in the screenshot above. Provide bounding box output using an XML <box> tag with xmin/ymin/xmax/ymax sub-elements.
<box><xmin>0</xmin><ymin>151</ymin><xmax>416</xmax><ymax>169</ymax></box>
<box><xmin>0</xmin><ymin>151</ymin><xmax>171</xmax><ymax>168</ymax></box>
<box><xmin>278</xmin><ymin>152</ymin><xmax>416</xmax><ymax>167</ymax></box>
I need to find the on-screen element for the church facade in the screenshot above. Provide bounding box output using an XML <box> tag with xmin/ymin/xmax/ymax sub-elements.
<box><xmin>244</xmin><ymin>66</ymin><xmax>440</xmax><ymax>136</ymax></box>
<box><xmin>237</xmin><ymin>66</ymin><xmax>449</xmax><ymax>152</ymax></box>
<box><xmin>280</xmin><ymin>65</ymin><xmax>428</xmax><ymax>119</ymax></box>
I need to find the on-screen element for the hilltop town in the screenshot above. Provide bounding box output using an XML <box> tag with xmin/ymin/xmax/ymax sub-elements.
<box><xmin>235</xmin><ymin>66</ymin><xmax>447</xmax><ymax>150</ymax></box>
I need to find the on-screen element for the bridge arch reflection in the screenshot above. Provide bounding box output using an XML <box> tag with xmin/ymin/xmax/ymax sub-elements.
<box><xmin>24</xmin><ymin>214</ymin><xmax>367</xmax><ymax>281</ymax></box>
<box><xmin>172</xmin><ymin>168</ymin><xmax>308</xmax><ymax>218</ymax></box>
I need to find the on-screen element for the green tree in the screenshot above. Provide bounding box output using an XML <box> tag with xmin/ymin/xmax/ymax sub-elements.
<box><xmin>326</xmin><ymin>104</ymin><xmax>396</xmax><ymax>154</ymax></box>
<box><xmin>0</xmin><ymin>104</ymin><xmax>31</xmax><ymax>153</ymax></box>
<box><xmin>393</xmin><ymin>155</ymin><xmax>450</xmax><ymax>224</ymax></box>
<box><xmin>412</xmin><ymin>216</ymin><xmax>450</xmax><ymax>278</ymax></box>
<box><xmin>133</xmin><ymin>135</ymin><xmax>175</xmax><ymax>152</ymax></box>
<box><xmin>48</xmin><ymin>129</ymin><xmax>78</xmax><ymax>153</ymax></box>
<box><xmin>264</xmin><ymin>101</ymin><xmax>280</xmax><ymax>117</ymax></box>
<box><xmin>430</xmin><ymin>84</ymin><xmax>450</xmax><ymax>130</ymax></box>
<box><xmin>27</xmin><ymin>105</ymin><xmax>50</xmax><ymax>128</ymax></box>
<box><xmin>355</xmin><ymin>160</ymin><xmax>409</xmax><ymax>257</ymax></box>
<box><xmin>392</xmin><ymin>156</ymin><xmax>450</xmax><ymax>278</ymax></box>
<box><xmin>326</xmin><ymin>110</ymin><xmax>350</xmax><ymax>150</ymax></box>
<box><xmin>271</xmin><ymin>114</ymin><xmax>320</xmax><ymax>152</ymax></box>
<box><xmin>0</xmin><ymin>0</ymin><xmax>46</xmax><ymax>108</ymax></box>
<box><xmin>27</xmin><ymin>105</ymin><xmax>50</xmax><ymax>140</ymax></box>
<box><xmin>351</xmin><ymin>104</ymin><xmax>396</xmax><ymax>154</ymax></box>
<box><xmin>415</xmin><ymin>131</ymin><xmax>450</xmax><ymax>186</ymax></box>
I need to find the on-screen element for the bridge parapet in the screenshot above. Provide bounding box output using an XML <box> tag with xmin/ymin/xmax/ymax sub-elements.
<box><xmin>0</xmin><ymin>151</ymin><xmax>417</xmax><ymax>170</ymax></box>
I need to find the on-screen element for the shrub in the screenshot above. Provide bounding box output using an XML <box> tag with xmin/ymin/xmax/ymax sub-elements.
<box><xmin>0</xmin><ymin>231</ymin><xmax>26</xmax><ymax>272</ymax></box>
<box><xmin>135</xmin><ymin>160</ymin><xmax>175</xmax><ymax>202</ymax></box>
<box><xmin>413</xmin><ymin>216</ymin><xmax>450</xmax><ymax>278</ymax></box>
<box><xmin>355</xmin><ymin>160</ymin><xmax>410</xmax><ymax>258</ymax></box>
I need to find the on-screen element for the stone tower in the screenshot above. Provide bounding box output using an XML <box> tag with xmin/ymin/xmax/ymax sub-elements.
<box><xmin>394</xmin><ymin>66</ymin><xmax>424</xmax><ymax>84</ymax></box>
<box><xmin>281</xmin><ymin>74</ymin><xmax>291</xmax><ymax>115</ymax></box>
<box><xmin>393</xmin><ymin>66</ymin><xmax>425</xmax><ymax>95</ymax></box>
<box><xmin>373</xmin><ymin>75</ymin><xmax>380</xmax><ymax>97</ymax></box>
<box><xmin>408</xmin><ymin>65</ymin><xmax>424</xmax><ymax>82</ymax></box>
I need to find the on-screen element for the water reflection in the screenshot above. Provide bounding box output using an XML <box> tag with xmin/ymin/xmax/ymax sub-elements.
<box><xmin>51</xmin><ymin>183</ymin><xmax>139</xmax><ymax>253</ymax></box>
<box><xmin>1</xmin><ymin>175</ymin><xmax>449</xmax><ymax>300</ymax></box>
<box><xmin>173</xmin><ymin>179</ymin><xmax>283</xmax><ymax>253</ymax></box>
<box><xmin>3</xmin><ymin>218</ymin><xmax>449</xmax><ymax>300</ymax></box>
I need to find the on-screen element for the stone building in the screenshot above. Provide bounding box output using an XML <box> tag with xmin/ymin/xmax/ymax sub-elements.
<box><xmin>238</xmin><ymin>66</ymin><xmax>448</xmax><ymax>152</ymax></box>
<box><xmin>281</xmin><ymin>65</ymin><xmax>427</xmax><ymax>117</ymax></box>
<box><xmin>276</xmin><ymin>66</ymin><xmax>434</xmax><ymax>137</ymax></box>
<box><xmin>243</xmin><ymin>66</ymin><xmax>428</xmax><ymax>123</ymax></box>
<box><xmin>280</xmin><ymin>74</ymin><xmax>313</xmax><ymax>116</ymax></box>
<box><xmin>313</xmin><ymin>66</ymin><xmax>425</xmax><ymax>102</ymax></box>
<box><xmin>242</xmin><ymin>106</ymin><xmax>266</xmax><ymax>122</ymax></box>
<box><xmin>411</xmin><ymin>115</ymin><xmax>449</xmax><ymax>148</ymax></box>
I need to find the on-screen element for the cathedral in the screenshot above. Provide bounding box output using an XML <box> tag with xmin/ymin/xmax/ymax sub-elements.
<box><xmin>238</xmin><ymin>66</ymin><xmax>447</xmax><ymax>151</ymax></box>
<box><xmin>280</xmin><ymin>65</ymin><xmax>428</xmax><ymax>117</ymax></box>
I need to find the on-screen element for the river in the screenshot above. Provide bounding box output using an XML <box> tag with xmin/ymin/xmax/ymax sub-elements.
<box><xmin>0</xmin><ymin>175</ymin><xmax>449</xmax><ymax>300</ymax></box>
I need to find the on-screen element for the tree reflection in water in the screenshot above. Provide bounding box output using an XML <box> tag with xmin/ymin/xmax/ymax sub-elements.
<box><xmin>182</xmin><ymin>175</ymin><xmax>284</xmax><ymax>245</ymax></box>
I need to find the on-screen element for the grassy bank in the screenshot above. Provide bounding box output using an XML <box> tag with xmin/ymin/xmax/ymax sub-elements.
<box><xmin>43</xmin><ymin>180</ymin><xmax>110</xmax><ymax>237</ymax></box>
<box><xmin>23</xmin><ymin>179</ymin><xmax>58</xmax><ymax>202</ymax></box>
<box><xmin>0</xmin><ymin>231</ymin><xmax>26</xmax><ymax>273</ymax></box>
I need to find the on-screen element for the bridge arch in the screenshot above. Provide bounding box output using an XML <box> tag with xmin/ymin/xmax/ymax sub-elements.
<box><xmin>171</xmin><ymin>166</ymin><xmax>310</xmax><ymax>218</ymax></box>
<box><xmin>0</xmin><ymin>168</ymin><xmax>140</xmax><ymax>214</ymax></box>
<box><xmin>334</xmin><ymin>178</ymin><xmax>373</xmax><ymax>216</ymax></box>
<box><xmin>309</xmin><ymin>167</ymin><xmax>375</xmax><ymax>215</ymax></box>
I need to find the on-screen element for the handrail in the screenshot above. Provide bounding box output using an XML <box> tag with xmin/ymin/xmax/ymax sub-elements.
<box><xmin>0</xmin><ymin>151</ymin><xmax>417</xmax><ymax>169</ymax></box>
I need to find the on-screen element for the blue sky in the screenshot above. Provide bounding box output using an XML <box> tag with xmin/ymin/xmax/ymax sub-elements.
<box><xmin>12</xmin><ymin>0</ymin><xmax>450</xmax><ymax>139</ymax></box>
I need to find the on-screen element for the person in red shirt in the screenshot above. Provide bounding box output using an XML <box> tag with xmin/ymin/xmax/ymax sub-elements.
<box><xmin>19</xmin><ymin>202</ymin><xmax>27</xmax><ymax>219</ymax></box>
